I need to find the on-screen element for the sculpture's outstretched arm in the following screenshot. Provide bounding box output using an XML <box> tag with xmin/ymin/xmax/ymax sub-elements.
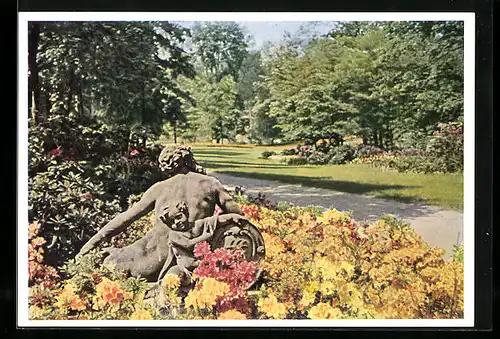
<box><xmin>77</xmin><ymin>182</ymin><xmax>159</xmax><ymax>257</ymax></box>
<box><xmin>215</xmin><ymin>181</ymin><xmax>243</xmax><ymax>215</ymax></box>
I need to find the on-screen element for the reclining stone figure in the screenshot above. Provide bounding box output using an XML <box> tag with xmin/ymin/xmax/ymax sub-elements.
<box><xmin>77</xmin><ymin>145</ymin><xmax>246</xmax><ymax>282</ymax></box>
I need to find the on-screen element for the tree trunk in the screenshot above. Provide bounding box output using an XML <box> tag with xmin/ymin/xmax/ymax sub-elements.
<box><xmin>173</xmin><ymin>121</ymin><xmax>177</xmax><ymax>144</ymax></box>
<box><xmin>373</xmin><ymin>132</ymin><xmax>378</xmax><ymax>147</ymax></box>
<box><xmin>78</xmin><ymin>86</ymin><xmax>85</xmax><ymax>117</ymax></box>
<box><xmin>28</xmin><ymin>22</ymin><xmax>41</xmax><ymax>125</ymax></box>
<box><xmin>66</xmin><ymin>68</ymin><xmax>75</xmax><ymax>113</ymax></box>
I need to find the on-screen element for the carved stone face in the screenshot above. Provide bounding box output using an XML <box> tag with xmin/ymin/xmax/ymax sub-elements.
<box><xmin>160</xmin><ymin>202</ymin><xmax>190</xmax><ymax>231</ymax></box>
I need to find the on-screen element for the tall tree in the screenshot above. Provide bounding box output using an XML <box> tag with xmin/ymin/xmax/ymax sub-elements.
<box><xmin>30</xmin><ymin>21</ymin><xmax>194</xmax><ymax>146</ymax></box>
<box><xmin>191</xmin><ymin>22</ymin><xmax>250</xmax><ymax>82</ymax></box>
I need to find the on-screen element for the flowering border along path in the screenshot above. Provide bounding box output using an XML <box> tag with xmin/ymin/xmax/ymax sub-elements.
<box><xmin>211</xmin><ymin>172</ymin><xmax>463</xmax><ymax>259</ymax></box>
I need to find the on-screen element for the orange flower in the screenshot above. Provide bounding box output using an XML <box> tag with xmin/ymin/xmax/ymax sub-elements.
<box><xmin>70</xmin><ymin>296</ymin><xmax>87</xmax><ymax>311</ymax></box>
<box><xmin>94</xmin><ymin>278</ymin><xmax>132</xmax><ymax>311</ymax></box>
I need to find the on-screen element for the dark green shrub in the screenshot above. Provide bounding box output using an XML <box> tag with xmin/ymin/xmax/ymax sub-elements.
<box><xmin>327</xmin><ymin>144</ymin><xmax>356</xmax><ymax>165</ymax></box>
<box><xmin>260</xmin><ymin>150</ymin><xmax>276</xmax><ymax>159</ymax></box>
<box><xmin>28</xmin><ymin>110</ymin><xmax>166</xmax><ymax>267</ymax></box>
<box><xmin>281</xmin><ymin>156</ymin><xmax>308</xmax><ymax>165</ymax></box>
<box><xmin>306</xmin><ymin>151</ymin><xmax>329</xmax><ymax>165</ymax></box>
<box><xmin>426</xmin><ymin>122</ymin><xmax>463</xmax><ymax>173</ymax></box>
<box><xmin>280</xmin><ymin>148</ymin><xmax>297</xmax><ymax>156</ymax></box>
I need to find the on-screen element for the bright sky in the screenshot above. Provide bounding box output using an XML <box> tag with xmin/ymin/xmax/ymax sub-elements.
<box><xmin>173</xmin><ymin>21</ymin><xmax>335</xmax><ymax>50</ymax></box>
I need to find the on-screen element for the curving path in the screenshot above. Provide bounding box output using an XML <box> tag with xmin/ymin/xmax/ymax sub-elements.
<box><xmin>211</xmin><ymin>172</ymin><xmax>464</xmax><ymax>259</ymax></box>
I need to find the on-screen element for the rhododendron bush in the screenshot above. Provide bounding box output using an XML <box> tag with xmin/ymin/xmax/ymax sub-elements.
<box><xmin>28</xmin><ymin>202</ymin><xmax>464</xmax><ymax>320</ymax></box>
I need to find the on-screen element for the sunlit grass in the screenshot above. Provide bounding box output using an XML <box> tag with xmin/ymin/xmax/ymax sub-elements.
<box><xmin>191</xmin><ymin>145</ymin><xmax>464</xmax><ymax>210</ymax></box>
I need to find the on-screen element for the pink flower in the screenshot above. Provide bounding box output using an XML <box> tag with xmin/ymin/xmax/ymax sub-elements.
<box><xmin>129</xmin><ymin>149</ymin><xmax>139</xmax><ymax>157</ymax></box>
<box><xmin>214</xmin><ymin>205</ymin><xmax>223</xmax><ymax>216</ymax></box>
<box><xmin>194</xmin><ymin>241</ymin><xmax>211</xmax><ymax>258</ymax></box>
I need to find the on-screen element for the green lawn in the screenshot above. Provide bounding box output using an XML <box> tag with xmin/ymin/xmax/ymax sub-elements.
<box><xmin>191</xmin><ymin>145</ymin><xmax>464</xmax><ymax>210</ymax></box>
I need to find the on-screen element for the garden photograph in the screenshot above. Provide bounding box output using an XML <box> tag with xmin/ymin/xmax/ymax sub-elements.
<box><xmin>19</xmin><ymin>13</ymin><xmax>473</xmax><ymax>325</ymax></box>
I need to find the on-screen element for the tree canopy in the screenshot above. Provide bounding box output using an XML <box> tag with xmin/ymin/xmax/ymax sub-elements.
<box><xmin>28</xmin><ymin>20</ymin><xmax>464</xmax><ymax>148</ymax></box>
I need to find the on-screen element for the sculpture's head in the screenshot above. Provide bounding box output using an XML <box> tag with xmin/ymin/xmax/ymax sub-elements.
<box><xmin>158</xmin><ymin>145</ymin><xmax>206</xmax><ymax>177</ymax></box>
<box><xmin>161</xmin><ymin>201</ymin><xmax>191</xmax><ymax>231</ymax></box>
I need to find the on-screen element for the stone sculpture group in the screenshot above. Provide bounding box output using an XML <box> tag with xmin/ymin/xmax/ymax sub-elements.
<box><xmin>77</xmin><ymin>145</ymin><xmax>265</xmax><ymax>293</ymax></box>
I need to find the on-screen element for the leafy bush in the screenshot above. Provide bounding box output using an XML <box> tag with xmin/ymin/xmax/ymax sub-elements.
<box><xmin>327</xmin><ymin>144</ymin><xmax>356</xmax><ymax>165</ymax></box>
<box><xmin>352</xmin><ymin>123</ymin><xmax>463</xmax><ymax>174</ymax></box>
<box><xmin>280</xmin><ymin>148</ymin><xmax>297</xmax><ymax>156</ymax></box>
<box><xmin>306</xmin><ymin>151</ymin><xmax>329</xmax><ymax>165</ymax></box>
<box><xmin>260</xmin><ymin>150</ymin><xmax>276</xmax><ymax>159</ymax></box>
<box><xmin>355</xmin><ymin>145</ymin><xmax>385</xmax><ymax>158</ymax></box>
<box><xmin>296</xmin><ymin>145</ymin><xmax>315</xmax><ymax>158</ymax></box>
<box><xmin>280</xmin><ymin>156</ymin><xmax>308</xmax><ymax>165</ymax></box>
<box><xmin>28</xmin><ymin>110</ymin><xmax>167</xmax><ymax>267</ymax></box>
<box><xmin>426</xmin><ymin>122</ymin><xmax>463</xmax><ymax>173</ymax></box>
<box><xmin>452</xmin><ymin>243</ymin><xmax>464</xmax><ymax>263</ymax></box>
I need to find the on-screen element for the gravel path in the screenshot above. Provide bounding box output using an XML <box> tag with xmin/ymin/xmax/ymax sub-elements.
<box><xmin>211</xmin><ymin>172</ymin><xmax>463</xmax><ymax>259</ymax></box>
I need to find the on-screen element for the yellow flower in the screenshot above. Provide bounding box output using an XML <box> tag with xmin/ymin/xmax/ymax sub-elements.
<box><xmin>258</xmin><ymin>294</ymin><xmax>287</xmax><ymax>319</ymax></box>
<box><xmin>312</xmin><ymin>256</ymin><xmax>340</xmax><ymax>280</ymax></box>
<box><xmin>218</xmin><ymin>309</ymin><xmax>247</xmax><ymax>320</ymax></box>
<box><xmin>261</xmin><ymin>232</ymin><xmax>285</xmax><ymax>258</ymax></box>
<box><xmin>184</xmin><ymin>288</ymin><xmax>214</xmax><ymax>310</ymax></box>
<box><xmin>29</xmin><ymin>305</ymin><xmax>45</xmax><ymax>319</ymax></box>
<box><xmin>200</xmin><ymin>277</ymin><xmax>230</xmax><ymax>298</ymax></box>
<box><xmin>299</xmin><ymin>291</ymin><xmax>316</xmax><ymax>309</ymax></box>
<box><xmin>184</xmin><ymin>278</ymin><xmax>229</xmax><ymax>310</ymax></box>
<box><xmin>317</xmin><ymin>209</ymin><xmax>347</xmax><ymax>225</ymax></box>
<box><xmin>308</xmin><ymin>303</ymin><xmax>343</xmax><ymax>319</ymax></box>
<box><xmin>54</xmin><ymin>282</ymin><xmax>79</xmax><ymax>310</ymax></box>
<box><xmin>161</xmin><ymin>274</ymin><xmax>181</xmax><ymax>290</ymax></box>
<box><xmin>130</xmin><ymin>308</ymin><xmax>153</xmax><ymax>320</ymax></box>
<box><xmin>319</xmin><ymin>280</ymin><xmax>337</xmax><ymax>296</ymax></box>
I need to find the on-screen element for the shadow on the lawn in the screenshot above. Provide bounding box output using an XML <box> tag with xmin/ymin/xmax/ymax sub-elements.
<box><xmin>192</xmin><ymin>150</ymin><xmax>245</xmax><ymax>157</ymax></box>
<box><xmin>198</xmin><ymin>160</ymin><xmax>299</xmax><ymax>170</ymax></box>
<box><xmin>215</xmin><ymin>171</ymin><xmax>421</xmax><ymax>198</ymax></box>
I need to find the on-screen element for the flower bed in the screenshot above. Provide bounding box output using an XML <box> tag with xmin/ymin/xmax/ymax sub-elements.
<box><xmin>28</xmin><ymin>202</ymin><xmax>464</xmax><ymax>320</ymax></box>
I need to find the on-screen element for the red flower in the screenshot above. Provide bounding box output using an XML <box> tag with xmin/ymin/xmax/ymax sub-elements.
<box><xmin>47</xmin><ymin>148</ymin><xmax>62</xmax><ymax>157</ymax></box>
<box><xmin>80</xmin><ymin>193</ymin><xmax>93</xmax><ymax>200</ymax></box>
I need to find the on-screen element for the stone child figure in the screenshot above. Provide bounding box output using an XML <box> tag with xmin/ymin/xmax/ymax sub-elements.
<box><xmin>100</xmin><ymin>200</ymin><xmax>246</xmax><ymax>283</ymax></box>
<box><xmin>77</xmin><ymin>145</ymin><xmax>244</xmax><ymax>282</ymax></box>
<box><xmin>155</xmin><ymin>201</ymin><xmax>247</xmax><ymax>286</ymax></box>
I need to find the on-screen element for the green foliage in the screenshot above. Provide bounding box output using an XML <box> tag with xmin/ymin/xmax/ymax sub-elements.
<box><xmin>191</xmin><ymin>22</ymin><xmax>250</xmax><ymax>82</ymax></box>
<box><xmin>452</xmin><ymin>243</ymin><xmax>464</xmax><ymax>263</ymax></box>
<box><xmin>180</xmin><ymin>74</ymin><xmax>246</xmax><ymax>143</ymax></box>
<box><xmin>426</xmin><ymin>122</ymin><xmax>463</xmax><ymax>173</ymax></box>
<box><xmin>254</xmin><ymin>21</ymin><xmax>464</xmax><ymax>152</ymax></box>
<box><xmin>280</xmin><ymin>148</ymin><xmax>297</xmax><ymax>156</ymax></box>
<box><xmin>28</xmin><ymin>109</ymin><xmax>166</xmax><ymax>267</ymax></box>
<box><xmin>260</xmin><ymin>151</ymin><xmax>276</xmax><ymax>159</ymax></box>
<box><xmin>280</xmin><ymin>157</ymin><xmax>308</xmax><ymax>165</ymax></box>
<box><xmin>31</xmin><ymin>21</ymin><xmax>194</xmax><ymax>136</ymax></box>
<box><xmin>327</xmin><ymin>144</ymin><xmax>356</xmax><ymax>165</ymax></box>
